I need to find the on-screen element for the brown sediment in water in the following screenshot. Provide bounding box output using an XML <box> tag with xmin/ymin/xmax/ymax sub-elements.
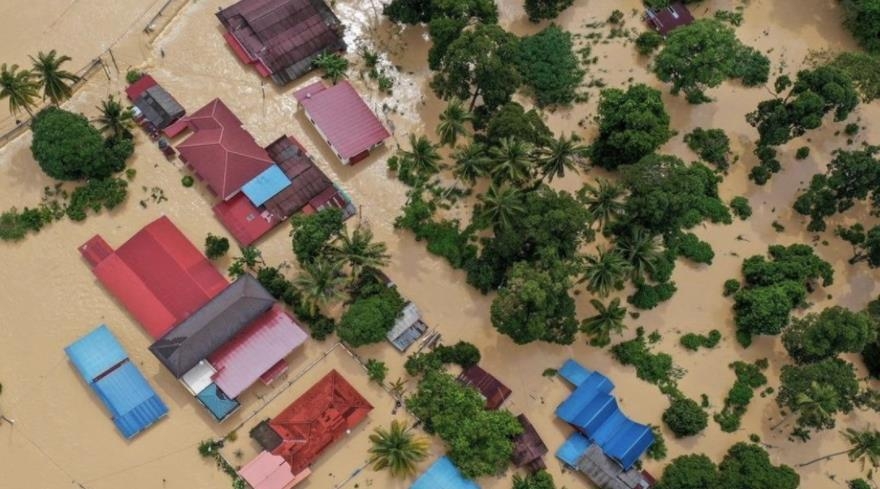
<box><xmin>1</xmin><ymin>0</ymin><xmax>879</xmax><ymax>488</ymax></box>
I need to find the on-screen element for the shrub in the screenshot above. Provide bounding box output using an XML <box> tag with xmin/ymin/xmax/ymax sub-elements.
<box><xmin>635</xmin><ymin>31</ymin><xmax>664</xmax><ymax>55</ymax></box>
<box><xmin>663</xmin><ymin>397</ymin><xmax>709</xmax><ymax>437</ymax></box>
<box><xmin>684</xmin><ymin>127</ymin><xmax>732</xmax><ymax>169</ymax></box>
<box><xmin>723</xmin><ymin>279</ymin><xmax>741</xmax><ymax>296</ymax></box>
<box><xmin>628</xmin><ymin>281</ymin><xmax>677</xmax><ymax>310</ymax></box>
<box><xmin>31</xmin><ymin>107</ymin><xmax>121</xmax><ymax>181</ymax></box>
<box><xmin>729</xmin><ymin>197</ymin><xmax>752</xmax><ymax>220</ymax></box>
<box><xmin>845</xmin><ymin>122</ymin><xmax>860</xmax><ymax>136</ymax></box>
<box><xmin>680</xmin><ymin>330</ymin><xmax>721</xmax><ymax>351</ymax></box>
<box><xmin>205</xmin><ymin>234</ymin><xmax>230</xmax><ymax>260</ymax></box>
<box><xmin>366</xmin><ymin>359</ymin><xmax>388</xmax><ymax>384</ymax></box>
<box><xmin>66</xmin><ymin>178</ymin><xmax>128</xmax><ymax>221</ymax></box>
<box><xmin>126</xmin><ymin>69</ymin><xmax>144</xmax><ymax>84</ymax></box>
<box><xmin>795</xmin><ymin>146</ymin><xmax>810</xmax><ymax>160</ymax></box>
<box><xmin>670</xmin><ymin>232</ymin><xmax>715</xmax><ymax>264</ymax></box>
<box><xmin>308</xmin><ymin>316</ymin><xmax>336</xmax><ymax>341</ymax></box>
<box><xmin>646</xmin><ymin>425</ymin><xmax>667</xmax><ymax>460</ymax></box>
<box><xmin>849</xmin><ymin>479</ymin><xmax>871</xmax><ymax>489</ymax></box>
<box><xmin>338</xmin><ymin>287</ymin><xmax>405</xmax><ymax>347</ymax></box>
<box><xmin>182</xmin><ymin>175</ymin><xmax>194</xmax><ymax>187</ymax></box>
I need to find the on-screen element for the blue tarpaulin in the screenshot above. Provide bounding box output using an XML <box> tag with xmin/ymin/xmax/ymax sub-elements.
<box><xmin>241</xmin><ymin>164</ymin><xmax>291</xmax><ymax>206</ymax></box>
<box><xmin>555</xmin><ymin>359</ymin><xmax>653</xmax><ymax>469</ymax></box>
<box><xmin>411</xmin><ymin>457</ymin><xmax>480</xmax><ymax>489</ymax></box>
<box><xmin>196</xmin><ymin>383</ymin><xmax>240</xmax><ymax>422</ymax></box>
<box><xmin>64</xmin><ymin>325</ymin><xmax>128</xmax><ymax>382</ymax></box>
<box><xmin>65</xmin><ymin>325</ymin><xmax>168</xmax><ymax>439</ymax></box>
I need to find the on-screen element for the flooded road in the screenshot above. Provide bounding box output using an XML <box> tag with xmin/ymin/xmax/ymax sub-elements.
<box><xmin>1</xmin><ymin>0</ymin><xmax>879</xmax><ymax>488</ymax></box>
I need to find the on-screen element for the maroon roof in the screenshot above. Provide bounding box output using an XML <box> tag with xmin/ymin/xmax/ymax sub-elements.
<box><xmin>217</xmin><ymin>0</ymin><xmax>346</xmax><ymax>85</ymax></box>
<box><xmin>177</xmin><ymin>99</ymin><xmax>274</xmax><ymax>200</ymax></box>
<box><xmin>645</xmin><ymin>3</ymin><xmax>694</xmax><ymax>36</ymax></box>
<box><xmin>125</xmin><ymin>74</ymin><xmax>157</xmax><ymax>101</ymax></box>
<box><xmin>457</xmin><ymin>365</ymin><xmax>512</xmax><ymax>410</ymax></box>
<box><xmin>512</xmin><ymin>414</ymin><xmax>548</xmax><ymax>468</ymax></box>
<box><xmin>294</xmin><ymin>81</ymin><xmax>390</xmax><ymax>163</ymax></box>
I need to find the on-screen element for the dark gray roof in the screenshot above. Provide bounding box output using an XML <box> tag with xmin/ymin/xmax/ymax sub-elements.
<box><xmin>134</xmin><ymin>85</ymin><xmax>185</xmax><ymax>129</ymax></box>
<box><xmin>576</xmin><ymin>444</ymin><xmax>648</xmax><ymax>489</ymax></box>
<box><xmin>149</xmin><ymin>274</ymin><xmax>275</xmax><ymax>378</ymax></box>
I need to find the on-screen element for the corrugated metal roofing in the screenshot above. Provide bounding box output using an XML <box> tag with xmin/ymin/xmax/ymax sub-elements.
<box><xmin>125</xmin><ymin>74</ymin><xmax>157</xmax><ymax>101</ymax></box>
<box><xmin>239</xmin><ymin>451</ymin><xmax>307</xmax><ymax>489</ymax></box>
<box><xmin>295</xmin><ymin>81</ymin><xmax>390</xmax><ymax>163</ymax></box>
<box><xmin>93</xmin><ymin>362</ymin><xmax>169</xmax><ymax>438</ymax></box>
<box><xmin>512</xmin><ymin>414</ymin><xmax>548</xmax><ymax>467</ymax></box>
<box><xmin>150</xmin><ymin>274</ymin><xmax>275</xmax><ymax>378</ymax></box>
<box><xmin>411</xmin><ymin>456</ymin><xmax>481</xmax><ymax>489</ymax></box>
<box><xmin>64</xmin><ymin>325</ymin><xmax>128</xmax><ymax>382</ymax></box>
<box><xmin>134</xmin><ymin>85</ymin><xmax>186</xmax><ymax>130</ymax></box>
<box><xmin>214</xmin><ymin>193</ymin><xmax>279</xmax><ymax>246</ymax></box>
<box><xmin>387</xmin><ymin>302</ymin><xmax>428</xmax><ymax>351</ymax></box>
<box><xmin>557</xmin><ymin>432</ymin><xmax>592</xmax><ymax>467</ymax></box>
<box><xmin>209</xmin><ymin>306</ymin><xmax>307</xmax><ymax>398</ymax></box>
<box><xmin>177</xmin><ymin>98</ymin><xmax>274</xmax><ymax>200</ymax></box>
<box><xmin>242</xmin><ymin>164</ymin><xmax>292</xmax><ymax>207</ymax></box>
<box><xmin>82</xmin><ymin>216</ymin><xmax>229</xmax><ymax>339</ymax></box>
<box><xmin>645</xmin><ymin>2</ymin><xmax>694</xmax><ymax>36</ymax></box>
<box><xmin>457</xmin><ymin>365</ymin><xmax>512</xmax><ymax>410</ymax></box>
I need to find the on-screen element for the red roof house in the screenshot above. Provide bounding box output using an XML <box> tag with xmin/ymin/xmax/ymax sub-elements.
<box><xmin>645</xmin><ymin>3</ymin><xmax>694</xmax><ymax>36</ymax></box>
<box><xmin>79</xmin><ymin>216</ymin><xmax>228</xmax><ymax>339</ymax></box>
<box><xmin>251</xmin><ymin>370</ymin><xmax>373</xmax><ymax>477</ymax></box>
<box><xmin>238</xmin><ymin>451</ymin><xmax>311</xmax><ymax>489</ymax></box>
<box><xmin>217</xmin><ymin>0</ymin><xmax>347</xmax><ymax>85</ymax></box>
<box><xmin>177</xmin><ymin>98</ymin><xmax>274</xmax><ymax>200</ymax></box>
<box><xmin>125</xmin><ymin>74</ymin><xmax>158</xmax><ymax>101</ymax></box>
<box><xmin>458</xmin><ymin>365</ymin><xmax>512</xmax><ymax>410</ymax></box>
<box><xmin>294</xmin><ymin>81</ymin><xmax>390</xmax><ymax>165</ymax></box>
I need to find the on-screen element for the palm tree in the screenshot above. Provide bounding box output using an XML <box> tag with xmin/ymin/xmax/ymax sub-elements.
<box><xmin>388</xmin><ymin>377</ymin><xmax>407</xmax><ymax>399</ymax></box>
<box><xmin>294</xmin><ymin>258</ymin><xmax>347</xmax><ymax>316</ymax></box>
<box><xmin>400</xmin><ymin>134</ymin><xmax>442</xmax><ymax>177</ymax></box>
<box><xmin>452</xmin><ymin>142</ymin><xmax>490</xmax><ymax>185</ymax></box>
<box><xmin>615</xmin><ymin>228</ymin><xmax>663</xmax><ymax>281</ymax></box>
<box><xmin>30</xmin><ymin>50</ymin><xmax>79</xmax><ymax>105</ymax></box>
<box><xmin>536</xmin><ymin>133</ymin><xmax>587</xmax><ymax>182</ymax></box>
<box><xmin>330</xmin><ymin>224</ymin><xmax>390</xmax><ymax>280</ymax></box>
<box><xmin>436</xmin><ymin>98</ymin><xmax>472</xmax><ymax>147</ymax></box>
<box><xmin>0</xmin><ymin>64</ymin><xmax>40</xmax><ymax>117</ymax></box>
<box><xmin>368</xmin><ymin>420</ymin><xmax>429</xmax><ymax>478</ymax></box>
<box><xmin>578</xmin><ymin>179</ymin><xmax>625</xmax><ymax>231</ymax></box>
<box><xmin>581</xmin><ymin>247</ymin><xmax>632</xmax><ymax>297</ymax></box>
<box><xmin>476</xmin><ymin>184</ymin><xmax>525</xmax><ymax>230</ymax></box>
<box><xmin>582</xmin><ymin>298</ymin><xmax>627</xmax><ymax>347</ymax></box>
<box><xmin>799</xmin><ymin>427</ymin><xmax>880</xmax><ymax>468</ymax></box>
<box><xmin>96</xmin><ymin>95</ymin><xmax>134</xmax><ymax>140</ymax></box>
<box><xmin>489</xmin><ymin>137</ymin><xmax>534</xmax><ymax>187</ymax></box>
<box><xmin>313</xmin><ymin>52</ymin><xmax>349</xmax><ymax>84</ymax></box>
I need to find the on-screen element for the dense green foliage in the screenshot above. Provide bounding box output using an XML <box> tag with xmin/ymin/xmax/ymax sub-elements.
<box><xmin>654</xmin><ymin>19</ymin><xmax>769</xmax><ymax>103</ymax></box>
<box><xmin>635</xmin><ymin>30</ymin><xmax>664</xmax><ymax>55</ymax></box>
<box><xmin>383</xmin><ymin>0</ymin><xmax>497</xmax><ymax>25</ymax></box>
<box><xmin>668</xmin><ymin>232</ymin><xmax>715</xmax><ymax>264</ymax></box>
<box><xmin>406</xmin><ymin>371</ymin><xmax>522</xmax><ymax>477</ymax></box>
<box><xmin>729</xmin><ymin>196</ymin><xmax>752</xmax><ymax>220</ymax></box>
<box><xmin>680</xmin><ymin>330</ymin><xmax>721</xmax><ymax>351</ymax></box>
<box><xmin>254</xmin><ymin>265</ymin><xmax>338</xmax><ymax>340</ymax></box>
<box><xmin>591</xmin><ymin>84</ymin><xmax>672</xmax><ymax>170</ymax></box>
<box><xmin>65</xmin><ymin>177</ymin><xmax>128</xmax><ymax>221</ymax></box>
<box><xmin>782</xmin><ymin>306</ymin><xmax>876</xmax><ymax>364</ymax></box>
<box><xmin>581</xmin><ymin>298</ymin><xmax>627</xmax><ymax>347</ymax></box>
<box><xmin>841</xmin><ymin>0</ymin><xmax>880</xmax><ymax>53</ymax></box>
<box><xmin>723</xmin><ymin>278</ymin><xmax>741</xmax><ymax>296</ymax></box>
<box><xmin>512</xmin><ymin>470</ymin><xmax>556</xmax><ymax>489</ymax></box>
<box><xmin>313</xmin><ymin>52</ymin><xmax>349</xmax><ymax>84</ymax></box>
<box><xmin>337</xmin><ymin>286</ymin><xmax>406</xmax><ymax>347</ymax></box>
<box><xmin>826</xmin><ymin>51</ymin><xmax>880</xmax><ymax>102</ymax></box>
<box><xmin>656</xmin><ymin>444</ymin><xmax>799</xmax><ymax>489</ymax></box>
<box><xmin>777</xmin><ymin>358</ymin><xmax>861</xmax><ymax>435</ymax></box>
<box><xmin>655</xmin><ymin>453</ymin><xmax>718</xmax><ymax>489</ymax></box>
<box><xmin>628</xmin><ymin>281</ymin><xmax>677</xmax><ymax>310</ymax></box>
<box><xmin>366</xmin><ymin>359</ymin><xmax>389</xmax><ymax>384</ymax></box>
<box><xmin>715</xmin><ymin>360</ymin><xmax>768</xmax><ymax>432</ymax></box>
<box><xmin>367</xmin><ymin>420</ymin><xmax>428</xmax><ymax>477</ymax></box>
<box><xmin>732</xmin><ymin>244</ymin><xmax>833</xmax><ymax>344</ymax></box>
<box><xmin>515</xmin><ymin>25</ymin><xmax>584</xmax><ymax>106</ymax></box>
<box><xmin>684</xmin><ymin>127</ymin><xmax>732</xmax><ymax>169</ymax></box>
<box><xmin>482</xmin><ymin>102</ymin><xmax>553</xmax><ymax>147</ymax></box>
<box><xmin>405</xmin><ymin>341</ymin><xmax>481</xmax><ymax>376</ymax></box>
<box><xmin>663</xmin><ymin>397</ymin><xmax>708</xmax><ymax>437</ymax></box>
<box><xmin>523</xmin><ymin>0</ymin><xmax>573</xmax><ymax>22</ymax></box>
<box><xmin>611</xmin><ymin>329</ymin><xmax>679</xmax><ymax>395</ymax></box>
<box><xmin>290</xmin><ymin>208</ymin><xmax>344</xmax><ymax>264</ymax></box>
<box><xmin>205</xmin><ymin>234</ymin><xmax>230</xmax><ymax>260</ymax></box>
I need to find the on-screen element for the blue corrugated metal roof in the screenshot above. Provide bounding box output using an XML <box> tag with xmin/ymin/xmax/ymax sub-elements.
<box><xmin>556</xmin><ymin>432</ymin><xmax>591</xmax><ymax>467</ymax></box>
<box><xmin>196</xmin><ymin>383</ymin><xmax>240</xmax><ymax>421</ymax></box>
<box><xmin>559</xmin><ymin>359</ymin><xmax>591</xmax><ymax>386</ymax></box>
<box><xmin>93</xmin><ymin>362</ymin><xmax>168</xmax><ymax>438</ymax></box>
<box><xmin>411</xmin><ymin>457</ymin><xmax>480</xmax><ymax>489</ymax></box>
<box><xmin>64</xmin><ymin>325</ymin><xmax>128</xmax><ymax>382</ymax></box>
<box><xmin>241</xmin><ymin>164</ymin><xmax>291</xmax><ymax>206</ymax></box>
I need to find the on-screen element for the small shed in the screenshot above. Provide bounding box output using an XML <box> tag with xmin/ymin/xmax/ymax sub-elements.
<box><xmin>386</xmin><ymin>302</ymin><xmax>428</xmax><ymax>352</ymax></box>
<box><xmin>411</xmin><ymin>456</ymin><xmax>480</xmax><ymax>489</ymax></box>
<box><xmin>134</xmin><ymin>85</ymin><xmax>185</xmax><ymax>130</ymax></box>
<box><xmin>457</xmin><ymin>365</ymin><xmax>512</xmax><ymax>410</ymax></box>
<box><xmin>512</xmin><ymin>414</ymin><xmax>548</xmax><ymax>472</ymax></box>
<box><xmin>645</xmin><ymin>3</ymin><xmax>694</xmax><ymax>36</ymax></box>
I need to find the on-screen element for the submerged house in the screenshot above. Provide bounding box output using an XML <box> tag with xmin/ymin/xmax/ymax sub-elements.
<box><xmin>644</xmin><ymin>2</ymin><xmax>694</xmax><ymax>36</ymax></box>
<box><xmin>512</xmin><ymin>414</ymin><xmax>549</xmax><ymax>472</ymax></box>
<box><xmin>386</xmin><ymin>302</ymin><xmax>429</xmax><ymax>352</ymax></box>
<box><xmin>411</xmin><ymin>456</ymin><xmax>480</xmax><ymax>489</ymax></box>
<box><xmin>457</xmin><ymin>365</ymin><xmax>512</xmax><ymax>410</ymax></box>
<box><xmin>294</xmin><ymin>80</ymin><xmax>390</xmax><ymax>165</ymax></box>
<box><xmin>65</xmin><ymin>325</ymin><xmax>168</xmax><ymax>439</ymax></box>
<box><xmin>125</xmin><ymin>74</ymin><xmax>187</xmax><ymax>136</ymax></box>
<box><xmin>217</xmin><ymin>0</ymin><xmax>346</xmax><ymax>85</ymax></box>
<box><xmin>243</xmin><ymin>370</ymin><xmax>373</xmax><ymax>488</ymax></box>
<box><xmin>555</xmin><ymin>359</ymin><xmax>655</xmax><ymax>489</ymax></box>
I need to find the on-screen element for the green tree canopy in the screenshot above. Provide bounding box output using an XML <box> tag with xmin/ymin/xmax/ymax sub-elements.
<box><xmin>368</xmin><ymin>420</ymin><xmax>429</xmax><ymax>477</ymax></box>
<box><xmin>0</xmin><ymin>63</ymin><xmax>40</xmax><ymax>116</ymax></box>
<box><xmin>581</xmin><ymin>298</ymin><xmax>627</xmax><ymax>347</ymax></box>
<box><xmin>655</xmin><ymin>454</ymin><xmax>718</xmax><ymax>489</ymax></box>
<box><xmin>841</xmin><ymin>0</ymin><xmax>880</xmax><ymax>53</ymax></box>
<box><xmin>337</xmin><ymin>286</ymin><xmax>405</xmax><ymax>347</ymax></box>
<box><xmin>782</xmin><ymin>306</ymin><xmax>876</xmax><ymax>364</ymax></box>
<box><xmin>481</xmin><ymin>101</ymin><xmax>553</xmax><ymax>147</ymax></box>
<box><xmin>716</xmin><ymin>443</ymin><xmax>799</xmax><ymax>489</ymax></box>
<box><xmin>30</xmin><ymin>50</ymin><xmax>78</xmax><ymax>105</ymax></box>
<box><xmin>290</xmin><ymin>208</ymin><xmax>344</xmax><ymax>265</ymax></box>
<box><xmin>684</xmin><ymin>127</ymin><xmax>732</xmax><ymax>170</ymax></box>
<box><xmin>591</xmin><ymin>84</ymin><xmax>672</xmax><ymax>170</ymax></box>
<box><xmin>30</xmin><ymin>107</ymin><xmax>122</xmax><ymax>180</ymax></box>
<box><xmin>777</xmin><ymin>358</ymin><xmax>861</xmax><ymax>434</ymax></box>
<box><xmin>515</xmin><ymin>25</ymin><xmax>584</xmax><ymax>107</ymax></box>
<box><xmin>663</xmin><ymin>397</ymin><xmax>709</xmax><ymax>438</ymax></box>
<box><xmin>384</xmin><ymin>0</ymin><xmax>497</xmax><ymax>25</ymax></box>
<box><xmin>512</xmin><ymin>470</ymin><xmax>557</xmax><ymax>489</ymax></box>
<box><xmin>523</xmin><ymin>0</ymin><xmax>573</xmax><ymax>22</ymax></box>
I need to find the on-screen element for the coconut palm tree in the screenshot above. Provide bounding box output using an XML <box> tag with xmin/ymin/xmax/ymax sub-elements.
<box><xmin>489</xmin><ymin>137</ymin><xmax>534</xmax><ymax>187</ymax></box>
<box><xmin>368</xmin><ymin>420</ymin><xmax>429</xmax><ymax>478</ymax></box>
<box><xmin>615</xmin><ymin>228</ymin><xmax>663</xmax><ymax>281</ymax></box>
<box><xmin>536</xmin><ymin>133</ymin><xmax>587</xmax><ymax>182</ymax></box>
<box><xmin>313</xmin><ymin>52</ymin><xmax>349</xmax><ymax>84</ymax></box>
<box><xmin>294</xmin><ymin>258</ymin><xmax>347</xmax><ymax>316</ymax></box>
<box><xmin>436</xmin><ymin>98</ymin><xmax>472</xmax><ymax>147</ymax></box>
<box><xmin>330</xmin><ymin>224</ymin><xmax>390</xmax><ymax>281</ymax></box>
<box><xmin>0</xmin><ymin>64</ymin><xmax>40</xmax><ymax>117</ymax></box>
<box><xmin>477</xmin><ymin>184</ymin><xmax>525</xmax><ymax>230</ymax></box>
<box><xmin>578</xmin><ymin>179</ymin><xmax>625</xmax><ymax>231</ymax></box>
<box><xmin>30</xmin><ymin>50</ymin><xmax>79</xmax><ymax>105</ymax></box>
<box><xmin>581</xmin><ymin>298</ymin><xmax>627</xmax><ymax>347</ymax></box>
<box><xmin>452</xmin><ymin>142</ymin><xmax>490</xmax><ymax>186</ymax></box>
<box><xmin>96</xmin><ymin>95</ymin><xmax>134</xmax><ymax>140</ymax></box>
<box><xmin>798</xmin><ymin>427</ymin><xmax>880</xmax><ymax>468</ymax></box>
<box><xmin>400</xmin><ymin>134</ymin><xmax>442</xmax><ymax>177</ymax></box>
<box><xmin>581</xmin><ymin>247</ymin><xmax>632</xmax><ymax>297</ymax></box>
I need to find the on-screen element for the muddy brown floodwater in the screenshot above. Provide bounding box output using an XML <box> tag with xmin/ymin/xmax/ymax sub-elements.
<box><xmin>1</xmin><ymin>0</ymin><xmax>879</xmax><ymax>488</ymax></box>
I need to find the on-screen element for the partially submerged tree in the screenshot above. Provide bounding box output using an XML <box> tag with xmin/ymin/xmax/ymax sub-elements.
<box><xmin>782</xmin><ymin>306</ymin><xmax>876</xmax><ymax>364</ymax></box>
<box><xmin>436</xmin><ymin>98</ymin><xmax>473</xmax><ymax>147</ymax></box>
<box><xmin>841</xmin><ymin>0</ymin><xmax>880</xmax><ymax>53</ymax></box>
<box><xmin>368</xmin><ymin>420</ymin><xmax>429</xmax><ymax>477</ymax></box>
<box><xmin>293</xmin><ymin>258</ymin><xmax>347</xmax><ymax>316</ymax></box>
<box><xmin>581</xmin><ymin>247</ymin><xmax>631</xmax><ymax>297</ymax></box>
<box><xmin>798</xmin><ymin>427</ymin><xmax>880</xmax><ymax>469</ymax></box>
<box><xmin>523</xmin><ymin>0</ymin><xmax>573</xmax><ymax>22</ymax></box>
<box><xmin>591</xmin><ymin>84</ymin><xmax>672</xmax><ymax>170</ymax></box>
<box><xmin>96</xmin><ymin>95</ymin><xmax>134</xmax><ymax>141</ymax></box>
<box><xmin>581</xmin><ymin>298</ymin><xmax>627</xmax><ymax>347</ymax></box>
<box><xmin>777</xmin><ymin>358</ymin><xmax>861</xmax><ymax>436</ymax></box>
<box><xmin>663</xmin><ymin>397</ymin><xmax>709</xmax><ymax>438</ymax></box>
<box><xmin>290</xmin><ymin>208</ymin><xmax>343</xmax><ymax>265</ymax></box>
<box><xmin>30</xmin><ymin>50</ymin><xmax>78</xmax><ymax>105</ymax></box>
<box><xmin>0</xmin><ymin>63</ymin><xmax>39</xmax><ymax>116</ymax></box>
<box><xmin>515</xmin><ymin>25</ymin><xmax>584</xmax><ymax>107</ymax></box>
<box><xmin>684</xmin><ymin>127</ymin><xmax>732</xmax><ymax>170</ymax></box>
<box><xmin>313</xmin><ymin>52</ymin><xmax>349</xmax><ymax>84</ymax></box>
<box><xmin>31</xmin><ymin>107</ymin><xmax>127</xmax><ymax>180</ymax></box>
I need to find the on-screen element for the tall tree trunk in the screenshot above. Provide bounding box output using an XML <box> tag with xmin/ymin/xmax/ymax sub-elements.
<box><xmin>797</xmin><ymin>449</ymin><xmax>848</xmax><ymax>467</ymax></box>
<box><xmin>468</xmin><ymin>86</ymin><xmax>481</xmax><ymax>112</ymax></box>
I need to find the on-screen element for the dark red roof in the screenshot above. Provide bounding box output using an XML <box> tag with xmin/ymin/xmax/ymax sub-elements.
<box><xmin>213</xmin><ymin>193</ymin><xmax>279</xmax><ymax>246</ymax></box>
<box><xmin>177</xmin><ymin>98</ymin><xmax>274</xmax><ymax>200</ymax></box>
<box><xmin>645</xmin><ymin>3</ymin><xmax>694</xmax><ymax>36</ymax></box>
<box><xmin>294</xmin><ymin>81</ymin><xmax>390</xmax><ymax>163</ymax></box>
<box><xmin>457</xmin><ymin>365</ymin><xmax>512</xmax><ymax>410</ymax></box>
<box><xmin>80</xmin><ymin>216</ymin><xmax>228</xmax><ymax>339</ymax></box>
<box><xmin>512</xmin><ymin>414</ymin><xmax>548</xmax><ymax>468</ymax></box>
<box><xmin>217</xmin><ymin>0</ymin><xmax>346</xmax><ymax>85</ymax></box>
<box><xmin>125</xmin><ymin>74</ymin><xmax>157</xmax><ymax>101</ymax></box>
<box><xmin>268</xmin><ymin>370</ymin><xmax>373</xmax><ymax>474</ymax></box>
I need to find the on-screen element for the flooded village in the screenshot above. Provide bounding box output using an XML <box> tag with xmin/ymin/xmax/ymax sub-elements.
<box><xmin>1</xmin><ymin>1</ymin><xmax>880</xmax><ymax>489</ymax></box>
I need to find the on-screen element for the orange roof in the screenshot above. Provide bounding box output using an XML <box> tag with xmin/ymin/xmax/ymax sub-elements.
<box><xmin>268</xmin><ymin>370</ymin><xmax>373</xmax><ymax>474</ymax></box>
